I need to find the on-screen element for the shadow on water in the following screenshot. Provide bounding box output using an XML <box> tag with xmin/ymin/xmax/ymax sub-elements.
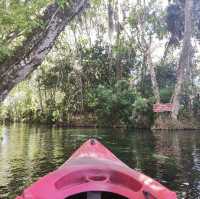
<box><xmin>0</xmin><ymin>124</ymin><xmax>200</xmax><ymax>198</ymax></box>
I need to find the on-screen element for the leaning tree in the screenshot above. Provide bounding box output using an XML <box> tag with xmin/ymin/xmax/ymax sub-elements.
<box><xmin>0</xmin><ymin>0</ymin><xmax>88</xmax><ymax>102</ymax></box>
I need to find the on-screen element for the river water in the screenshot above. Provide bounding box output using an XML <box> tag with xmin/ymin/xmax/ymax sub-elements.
<box><xmin>0</xmin><ymin>124</ymin><xmax>200</xmax><ymax>198</ymax></box>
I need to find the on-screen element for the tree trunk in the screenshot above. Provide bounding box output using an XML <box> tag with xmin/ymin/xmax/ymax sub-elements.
<box><xmin>0</xmin><ymin>0</ymin><xmax>88</xmax><ymax>103</ymax></box>
<box><xmin>114</xmin><ymin>0</ymin><xmax>123</xmax><ymax>81</ymax></box>
<box><xmin>147</xmin><ymin>48</ymin><xmax>160</xmax><ymax>103</ymax></box>
<box><xmin>108</xmin><ymin>0</ymin><xmax>114</xmax><ymax>48</ymax></box>
<box><xmin>136</xmin><ymin>0</ymin><xmax>160</xmax><ymax>103</ymax></box>
<box><xmin>116</xmin><ymin>64</ymin><xmax>123</xmax><ymax>80</ymax></box>
<box><xmin>171</xmin><ymin>0</ymin><xmax>193</xmax><ymax>120</ymax></box>
<box><xmin>38</xmin><ymin>81</ymin><xmax>44</xmax><ymax>113</ymax></box>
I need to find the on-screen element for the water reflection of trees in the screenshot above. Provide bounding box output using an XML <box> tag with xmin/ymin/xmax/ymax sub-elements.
<box><xmin>0</xmin><ymin>125</ymin><xmax>200</xmax><ymax>199</ymax></box>
<box><xmin>153</xmin><ymin>131</ymin><xmax>200</xmax><ymax>198</ymax></box>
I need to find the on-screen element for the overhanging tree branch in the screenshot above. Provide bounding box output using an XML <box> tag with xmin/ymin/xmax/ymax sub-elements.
<box><xmin>0</xmin><ymin>0</ymin><xmax>88</xmax><ymax>102</ymax></box>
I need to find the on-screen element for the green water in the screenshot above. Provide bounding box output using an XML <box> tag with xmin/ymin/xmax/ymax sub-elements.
<box><xmin>0</xmin><ymin>124</ymin><xmax>200</xmax><ymax>198</ymax></box>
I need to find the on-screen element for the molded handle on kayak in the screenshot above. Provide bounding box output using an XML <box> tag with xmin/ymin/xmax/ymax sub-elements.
<box><xmin>86</xmin><ymin>175</ymin><xmax>109</xmax><ymax>182</ymax></box>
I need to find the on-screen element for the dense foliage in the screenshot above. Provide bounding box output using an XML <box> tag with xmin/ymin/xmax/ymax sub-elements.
<box><xmin>93</xmin><ymin>81</ymin><xmax>150</xmax><ymax>127</ymax></box>
<box><xmin>0</xmin><ymin>0</ymin><xmax>52</xmax><ymax>62</ymax></box>
<box><xmin>1</xmin><ymin>0</ymin><xmax>200</xmax><ymax>128</ymax></box>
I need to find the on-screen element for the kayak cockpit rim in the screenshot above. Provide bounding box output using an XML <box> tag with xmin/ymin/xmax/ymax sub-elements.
<box><xmin>66</xmin><ymin>191</ymin><xmax>128</xmax><ymax>199</ymax></box>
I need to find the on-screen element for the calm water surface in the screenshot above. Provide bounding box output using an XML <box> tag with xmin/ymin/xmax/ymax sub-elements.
<box><xmin>0</xmin><ymin>124</ymin><xmax>200</xmax><ymax>198</ymax></box>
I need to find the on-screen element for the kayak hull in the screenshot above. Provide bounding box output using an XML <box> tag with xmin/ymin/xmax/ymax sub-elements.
<box><xmin>16</xmin><ymin>139</ymin><xmax>177</xmax><ymax>199</ymax></box>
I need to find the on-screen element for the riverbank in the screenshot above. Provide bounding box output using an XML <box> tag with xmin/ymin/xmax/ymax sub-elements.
<box><xmin>2</xmin><ymin>114</ymin><xmax>200</xmax><ymax>130</ymax></box>
<box><xmin>0</xmin><ymin>112</ymin><xmax>153</xmax><ymax>129</ymax></box>
<box><xmin>152</xmin><ymin>116</ymin><xmax>200</xmax><ymax>130</ymax></box>
<box><xmin>2</xmin><ymin>118</ymin><xmax>200</xmax><ymax>130</ymax></box>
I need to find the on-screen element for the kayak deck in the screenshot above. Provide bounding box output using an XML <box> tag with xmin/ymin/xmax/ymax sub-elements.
<box><xmin>16</xmin><ymin>139</ymin><xmax>177</xmax><ymax>199</ymax></box>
